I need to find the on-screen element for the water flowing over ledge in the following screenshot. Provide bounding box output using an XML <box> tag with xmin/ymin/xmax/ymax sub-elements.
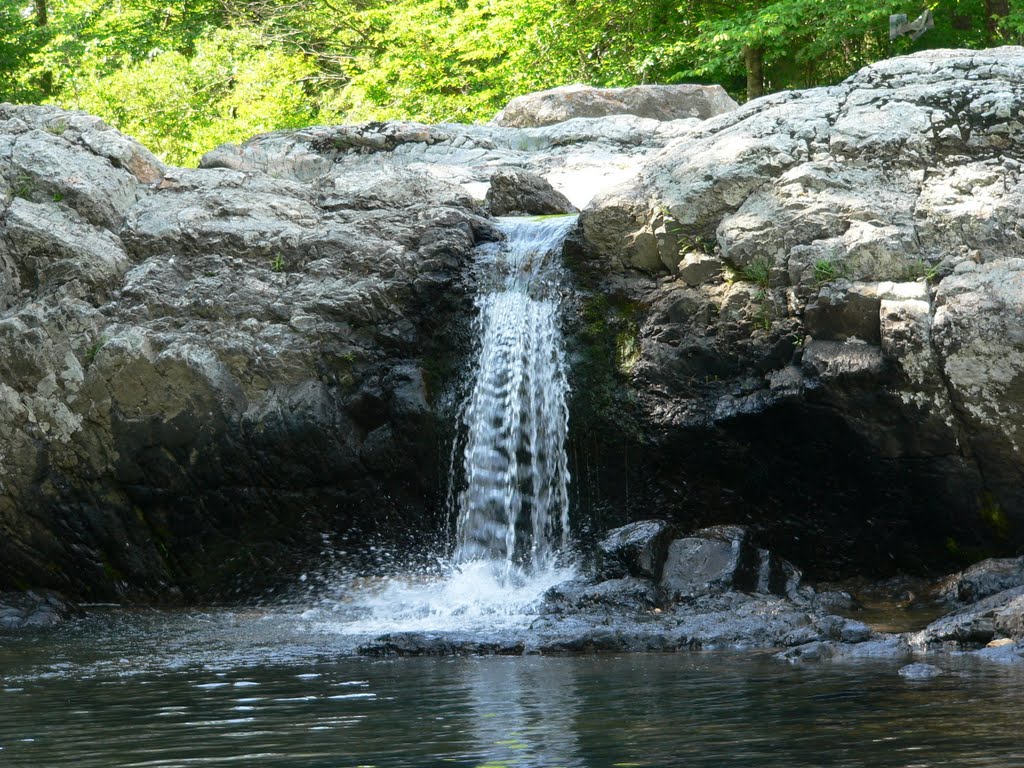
<box><xmin>318</xmin><ymin>215</ymin><xmax>580</xmax><ymax>637</ymax></box>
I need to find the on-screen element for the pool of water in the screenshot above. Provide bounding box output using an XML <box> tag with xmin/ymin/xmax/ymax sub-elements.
<box><xmin>1</xmin><ymin>607</ymin><xmax>1022</xmax><ymax>768</ymax></box>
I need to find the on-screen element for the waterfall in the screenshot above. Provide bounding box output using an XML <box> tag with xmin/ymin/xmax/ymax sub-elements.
<box><xmin>317</xmin><ymin>215</ymin><xmax>578</xmax><ymax>636</ymax></box>
<box><xmin>454</xmin><ymin>215</ymin><xmax>577</xmax><ymax>573</ymax></box>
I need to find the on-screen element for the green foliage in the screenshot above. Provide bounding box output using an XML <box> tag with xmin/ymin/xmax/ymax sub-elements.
<box><xmin>270</xmin><ymin>253</ymin><xmax>286</xmax><ymax>272</ymax></box>
<box><xmin>63</xmin><ymin>27</ymin><xmax>320</xmax><ymax>165</ymax></box>
<box><xmin>0</xmin><ymin>0</ymin><xmax>1016</xmax><ymax>164</ymax></box>
<box><xmin>84</xmin><ymin>335</ymin><xmax>108</xmax><ymax>363</ymax></box>
<box><xmin>741</xmin><ymin>257</ymin><xmax>772</xmax><ymax>288</ymax></box>
<box><xmin>813</xmin><ymin>258</ymin><xmax>848</xmax><ymax>284</ymax></box>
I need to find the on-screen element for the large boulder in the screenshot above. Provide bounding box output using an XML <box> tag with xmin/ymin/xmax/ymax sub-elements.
<box><xmin>936</xmin><ymin>556</ymin><xmax>1024</xmax><ymax>604</ymax></box>
<box><xmin>569</xmin><ymin>48</ymin><xmax>1024</xmax><ymax>579</ymax></box>
<box><xmin>660</xmin><ymin>525</ymin><xmax>760</xmax><ymax>599</ymax></box>
<box><xmin>484</xmin><ymin>168</ymin><xmax>577</xmax><ymax>216</ymax></box>
<box><xmin>597</xmin><ymin>519</ymin><xmax>676</xmax><ymax>580</ymax></box>
<box><xmin>494</xmin><ymin>84</ymin><xmax>738</xmax><ymax>127</ymax></box>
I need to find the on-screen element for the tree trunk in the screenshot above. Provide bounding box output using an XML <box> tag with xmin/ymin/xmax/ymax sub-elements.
<box><xmin>33</xmin><ymin>0</ymin><xmax>52</xmax><ymax>96</ymax></box>
<box><xmin>985</xmin><ymin>0</ymin><xmax>1011</xmax><ymax>40</ymax></box>
<box><xmin>744</xmin><ymin>45</ymin><xmax>764</xmax><ymax>101</ymax></box>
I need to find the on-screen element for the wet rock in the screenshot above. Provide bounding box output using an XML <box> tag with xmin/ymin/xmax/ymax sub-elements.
<box><xmin>571</xmin><ymin>48</ymin><xmax>1024</xmax><ymax>580</ymax></box>
<box><xmin>971</xmin><ymin>639</ymin><xmax>1024</xmax><ymax>664</ymax></box>
<box><xmin>494</xmin><ymin>83</ymin><xmax>738</xmax><ymax>127</ymax></box>
<box><xmin>543</xmin><ymin>576</ymin><xmax>660</xmax><ymax>614</ymax></box>
<box><xmin>357</xmin><ymin>632</ymin><xmax>526</xmax><ymax>656</ymax></box>
<box><xmin>898</xmin><ymin>662</ymin><xmax>943</xmax><ymax>679</ymax></box>
<box><xmin>597</xmin><ymin>519</ymin><xmax>676</xmax><ymax>580</ymax></box>
<box><xmin>0</xmin><ymin>591</ymin><xmax>78</xmax><ymax>631</ymax></box>
<box><xmin>994</xmin><ymin>595</ymin><xmax>1024</xmax><ymax>640</ymax></box>
<box><xmin>660</xmin><ymin>525</ymin><xmax>759</xmax><ymax>600</ymax></box>
<box><xmin>936</xmin><ymin>556</ymin><xmax>1024</xmax><ymax>605</ymax></box>
<box><xmin>484</xmin><ymin>168</ymin><xmax>577</xmax><ymax>216</ymax></box>
<box><xmin>911</xmin><ymin>585</ymin><xmax>1024</xmax><ymax>649</ymax></box>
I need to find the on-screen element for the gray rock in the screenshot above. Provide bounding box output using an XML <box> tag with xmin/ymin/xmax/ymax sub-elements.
<box><xmin>485</xmin><ymin>168</ymin><xmax>577</xmax><ymax>216</ymax></box>
<box><xmin>936</xmin><ymin>556</ymin><xmax>1024</xmax><ymax>605</ymax></box>
<box><xmin>0</xmin><ymin>590</ymin><xmax>78</xmax><ymax>631</ymax></box>
<box><xmin>994</xmin><ymin>595</ymin><xmax>1024</xmax><ymax>640</ymax></box>
<box><xmin>660</xmin><ymin>525</ymin><xmax>759</xmax><ymax>600</ymax></box>
<box><xmin>898</xmin><ymin>662</ymin><xmax>944</xmax><ymax>679</ymax></box>
<box><xmin>597</xmin><ymin>519</ymin><xmax>676</xmax><ymax>580</ymax></box>
<box><xmin>677</xmin><ymin>253</ymin><xmax>723</xmax><ymax>286</ymax></box>
<box><xmin>571</xmin><ymin>48</ymin><xmax>1024</xmax><ymax>576</ymax></box>
<box><xmin>494</xmin><ymin>83</ymin><xmax>738</xmax><ymax>127</ymax></box>
<box><xmin>542</xmin><ymin>576</ymin><xmax>660</xmax><ymax>614</ymax></box>
<box><xmin>911</xmin><ymin>585</ymin><xmax>1024</xmax><ymax>649</ymax></box>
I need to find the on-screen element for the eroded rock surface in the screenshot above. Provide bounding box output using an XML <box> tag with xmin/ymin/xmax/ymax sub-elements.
<box><xmin>571</xmin><ymin>48</ymin><xmax>1024</xmax><ymax>577</ymax></box>
<box><xmin>0</xmin><ymin>104</ymin><xmax>493</xmax><ymax>600</ymax></box>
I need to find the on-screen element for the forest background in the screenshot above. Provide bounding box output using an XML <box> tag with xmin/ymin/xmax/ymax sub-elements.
<box><xmin>0</xmin><ymin>0</ymin><xmax>1019</xmax><ymax>166</ymax></box>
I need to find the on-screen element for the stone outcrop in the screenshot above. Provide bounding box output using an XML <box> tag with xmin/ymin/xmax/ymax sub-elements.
<box><xmin>0</xmin><ymin>104</ymin><xmax>494</xmax><ymax>601</ymax></box>
<box><xmin>0</xmin><ymin>90</ymin><xmax>733</xmax><ymax>603</ymax></box>
<box><xmin>493</xmin><ymin>84</ymin><xmax>739</xmax><ymax>127</ymax></box>
<box><xmin>484</xmin><ymin>168</ymin><xmax>577</xmax><ymax>216</ymax></box>
<box><xmin>569</xmin><ymin>48</ymin><xmax>1024</xmax><ymax>578</ymax></box>
<box><xmin>358</xmin><ymin>522</ymin><xmax>875</xmax><ymax>656</ymax></box>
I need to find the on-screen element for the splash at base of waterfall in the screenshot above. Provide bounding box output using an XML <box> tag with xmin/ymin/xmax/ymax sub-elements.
<box><xmin>312</xmin><ymin>559</ymin><xmax>578</xmax><ymax>637</ymax></box>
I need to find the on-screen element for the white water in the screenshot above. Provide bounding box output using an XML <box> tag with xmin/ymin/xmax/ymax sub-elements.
<box><xmin>317</xmin><ymin>215</ymin><xmax>579</xmax><ymax>636</ymax></box>
<box><xmin>454</xmin><ymin>215</ymin><xmax>576</xmax><ymax>571</ymax></box>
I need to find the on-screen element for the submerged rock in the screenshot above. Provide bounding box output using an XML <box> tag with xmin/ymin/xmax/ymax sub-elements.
<box><xmin>898</xmin><ymin>662</ymin><xmax>944</xmax><ymax>679</ymax></box>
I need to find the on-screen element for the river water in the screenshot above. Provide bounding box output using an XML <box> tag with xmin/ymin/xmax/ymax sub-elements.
<box><xmin>2</xmin><ymin>607</ymin><xmax>1023</xmax><ymax>768</ymax></box>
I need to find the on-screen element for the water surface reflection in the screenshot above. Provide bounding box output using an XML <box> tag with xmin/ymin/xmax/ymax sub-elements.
<box><xmin>1</xmin><ymin>609</ymin><xmax>1023</xmax><ymax>767</ymax></box>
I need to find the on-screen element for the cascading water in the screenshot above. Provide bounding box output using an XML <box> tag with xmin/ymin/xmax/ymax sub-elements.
<box><xmin>454</xmin><ymin>215</ymin><xmax>576</xmax><ymax>573</ymax></box>
<box><xmin>315</xmin><ymin>215</ymin><xmax>578</xmax><ymax>636</ymax></box>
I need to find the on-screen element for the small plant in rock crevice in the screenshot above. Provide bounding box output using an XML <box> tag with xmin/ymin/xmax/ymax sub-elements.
<box><xmin>270</xmin><ymin>254</ymin><xmax>286</xmax><ymax>272</ymax></box>
<box><xmin>740</xmin><ymin>257</ymin><xmax>772</xmax><ymax>289</ymax></box>
<box><xmin>84</xmin><ymin>336</ymin><xmax>108</xmax><ymax>364</ymax></box>
<box><xmin>813</xmin><ymin>258</ymin><xmax>848</xmax><ymax>284</ymax></box>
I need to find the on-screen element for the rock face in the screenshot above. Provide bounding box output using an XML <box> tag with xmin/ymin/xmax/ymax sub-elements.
<box><xmin>569</xmin><ymin>48</ymin><xmax>1024</xmax><ymax>578</ymax></box>
<box><xmin>0</xmin><ymin>104</ymin><xmax>493</xmax><ymax>600</ymax></box>
<box><xmin>494</xmin><ymin>84</ymin><xmax>739</xmax><ymax>127</ymax></box>
<box><xmin>0</xmin><ymin>92</ymin><xmax>733</xmax><ymax>602</ymax></box>
<box><xmin>484</xmin><ymin>168</ymin><xmax>577</xmax><ymax>216</ymax></box>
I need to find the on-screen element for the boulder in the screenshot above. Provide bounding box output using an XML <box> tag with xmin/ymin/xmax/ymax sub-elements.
<box><xmin>936</xmin><ymin>556</ymin><xmax>1024</xmax><ymax>604</ymax></box>
<box><xmin>597</xmin><ymin>519</ymin><xmax>676</xmax><ymax>580</ymax></box>
<box><xmin>994</xmin><ymin>595</ymin><xmax>1024</xmax><ymax>640</ymax></box>
<box><xmin>911</xmin><ymin>585</ymin><xmax>1024</xmax><ymax>648</ymax></box>
<box><xmin>494</xmin><ymin>83</ymin><xmax>738</xmax><ymax>127</ymax></box>
<box><xmin>0</xmin><ymin>590</ymin><xmax>78</xmax><ymax>631</ymax></box>
<box><xmin>484</xmin><ymin>168</ymin><xmax>577</xmax><ymax>216</ymax></box>
<box><xmin>660</xmin><ymin>525</ymin><xmax>760</xmax><ymax>600</ymax></box>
